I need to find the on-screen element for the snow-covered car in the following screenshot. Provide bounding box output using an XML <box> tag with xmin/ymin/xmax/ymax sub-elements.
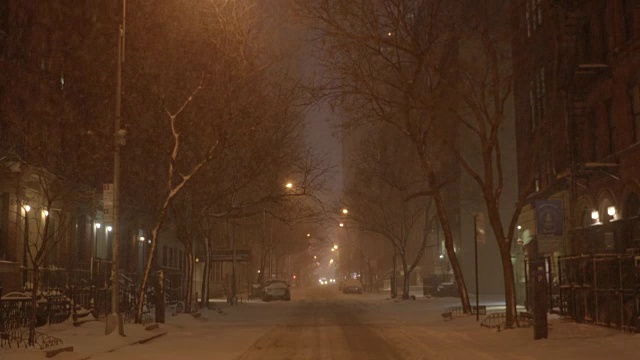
<box><xmin>342</xmin><ymin>279</ymin><xmax>363</xmax><ymax>294</ymax></box>
<box><xmin>262</xmin><ymin>280</ymin><xmax>291</xmax><ymax>301</ymax></box>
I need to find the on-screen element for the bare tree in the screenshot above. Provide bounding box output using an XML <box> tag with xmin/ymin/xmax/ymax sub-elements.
<box><xmin>432</xmin><ymin>1</ymin><xmax>542</xmax><ymax>326</ymax></box>
<box><xmin>342</xmin><ymin>126</ymin><xmax>435</xmax><ymax>299</ymax></box>
<box><xmin>127</xmin><ymin>0</ymin><xmax>321</xmax><ymax>321</ymax></box>
<box><xmin>297</xmin><ymin>0</ymin><xmax>471</xmax><ymax>311</ymax></box>
<box><xmin>13</xmin><ymin>171</ymin><xmax>74</xmax><ymax>345</ymax></box>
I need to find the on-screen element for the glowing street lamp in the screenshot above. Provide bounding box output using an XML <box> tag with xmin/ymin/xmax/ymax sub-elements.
<box><xmin>339</xmin><ymin>223</ymin><xmax>344</xmax><ymax>227</ymax></box>
<box><xmin>331</xmin><ymin>248</ymin><xmax>335</xmax><ymax>252</ymax></box>
<box><xmin>285</xmin><ymin>182</ymin><xmax>293</xmax><ymax>189</ymax></box>
<box><xmin>333</xmin><ymin>244</ymin><xmax>338</xmax><ymax>250</ymax></box>
<box><xmin>342</xmin><ymin>208</ymin><xmax>348</xmax><ymax>215</ymax></box>
<box><xmin>106</xmin><ymin>226</ymin><xmax>113</xmax><ymax>232</ymax></box>
<box><xmin>139</xmin><ymin>236</ymin><xmax>145</xmax><ymax>242</ymax></box>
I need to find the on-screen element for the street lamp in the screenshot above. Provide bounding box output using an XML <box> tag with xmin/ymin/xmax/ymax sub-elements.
<box><xmin>106</xmin><ymin>226</ymin><xmax>113</xmax><ymax>232</ymax></box>
<box><xmin>285</xmin><ymin>182</ymin><xmax>293</xmax><ymax>189</ymax></box>
<box><xmin>342</xmin><ymin>208</ymin><xmax>348</xmax><ymax>214</ymax></box>
<box><xmin>333</xmin><ymin>244</ymin><xmax>338</xmax><ymax>250</ymax></box>
<box><xmin>339</xmin><ymin>223</ymin><xmax>344</xmax><ymax>227</ymax></box>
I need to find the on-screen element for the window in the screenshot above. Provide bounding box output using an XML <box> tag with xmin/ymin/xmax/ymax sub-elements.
<box><xmin>213</xmin><ymin>262</ymin><xmax>222</xmax><ymax>282</ymax></box>
<box><xmin>529</xmin><ymin>67</ymin><xmax>546</xmax><ymax>129</ymax></box>
<box><xmin>0</xmin><ymin>193</ymin><xmax>8</xmax><ymax>260</ymax></box>
<box><xmin>605</xmin><ymin>100</ymin><xmax>615</xmax><ymax>154</ymax></box>
<box><xmin>588</xmin><ymin>110</ymin><xmax>597</xmax><ymax>160</ymax></box>
<box><xmin>525</xmin><ymin>0</ymin><xmax>543</xmax><ymax>37</ymax></box>
<box><xmin>162</xmin><ymin>246</ymin><xmax>167</xmax><ymax>266</ymax></box>
<box><xmin>169</xmin><ymin>248</ymin><xmax>174</xmax><ymax>268</ymax></box>
<box><xmin>630</xmin><ymin>84</ymin><xmax>640</xmax><ymax>142</ymax></box>
<box><xmin>178</xmin><ymin>250</ymin><xmax>183</xmax><ymax>271</ymax></box>
<box><xmin>623</xmin><ymin>0</ymin><xmax>640</xmax><ymax>41</ymax></box>
<box><xmin>598</xmin><ymin>3</ymin><xmax>609</xmax><ymax>61</ymax></box>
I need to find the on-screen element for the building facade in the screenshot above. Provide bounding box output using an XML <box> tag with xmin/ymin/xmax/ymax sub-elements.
<box><xmin>512</xmin><ymin>0</ymin><xmax>640</xmax><ymax>326</ymax></box>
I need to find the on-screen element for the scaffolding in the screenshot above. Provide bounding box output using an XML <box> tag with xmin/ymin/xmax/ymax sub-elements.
<box><xmin>557</xmin><ymin>254</ymin><xmax>640</xmax><ymax>332</ymax></box>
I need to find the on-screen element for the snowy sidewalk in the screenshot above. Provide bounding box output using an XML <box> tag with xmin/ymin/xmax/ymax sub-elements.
<box><xmin>1</xmin><ymin>319</ymin><xmax>167</xmax><ymax>360</ymax></box>
<box><xmin>369</xmin><ymin>296</ymin><xmax>640</xmax><ymax>359</ymax></box>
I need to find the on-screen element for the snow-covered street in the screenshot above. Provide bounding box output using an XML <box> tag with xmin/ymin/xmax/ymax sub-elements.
<box><xmin>4</xmin><ymin>285</ymin><xmax>640</xmax><ymax>360</ymax></box>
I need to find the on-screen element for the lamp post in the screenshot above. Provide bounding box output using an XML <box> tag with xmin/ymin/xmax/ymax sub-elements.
<box><xmin>107</xmin><ymin>0</ymin><xmax>126</xmax><ymax>336</ymax></box>
<box><xmin>22</xmin><ymin>204</ymin><xmax>30</xmax><ymax>287</ymax></box>
<box><xmin>94</xmin><ymin>223</ymin><xmax>101</xmax><ymax>259</ymax></box>
<box><xmin>138</xmin><ymin>236</ymin><xmax>145</xmax><ymax>274</ymax></box>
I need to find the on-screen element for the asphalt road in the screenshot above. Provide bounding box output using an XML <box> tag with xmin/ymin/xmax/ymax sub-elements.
<box><xmin>237</xmin><ymin>287</ymin><xmax>405</xmax><ymax>360</ymax></box>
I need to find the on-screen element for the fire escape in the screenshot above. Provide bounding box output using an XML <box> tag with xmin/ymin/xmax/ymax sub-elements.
<box><xmin>558</xmin><ymin>5</ymin><xmax>613</xmax><ymax>202</ymax></box>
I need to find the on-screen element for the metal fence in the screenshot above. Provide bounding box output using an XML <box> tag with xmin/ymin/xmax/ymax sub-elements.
<box><xmin>1</xmin><ymin>265</ymin><xmax>181</xmax><ymax>347</ymax></box>
<box><xmin>557</xmin><ymin>254</ymin><xmax>640</xmax><ymax>332</ymax></box>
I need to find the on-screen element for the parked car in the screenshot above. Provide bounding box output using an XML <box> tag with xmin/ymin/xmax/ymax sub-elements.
<box><xmin>342</xmin><ymin>279</ymin><xmax>363</xmax><ymax>294</ymax></box>
<box><xmin>262</xmin><ymin>280</ymin><xmax>291</xmax><ymax>301</ymax></box>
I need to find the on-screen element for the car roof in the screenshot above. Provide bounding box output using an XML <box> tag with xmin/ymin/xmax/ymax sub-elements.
<box><xmin>264</xmin><ymin>279</ymin><xmax>288</xmax><ymax>284</ymax></box>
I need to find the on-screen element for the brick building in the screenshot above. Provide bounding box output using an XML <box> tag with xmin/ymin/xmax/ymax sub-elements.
<box><xmin>0</xmin><ymin>0</ymin><xmax>119</xmax><ymax>291</ymax></box>
<box><xmin>512</xmin><ymin>0</ymin><xmax>640</xmax><ymax>326</ymax></box>
<box><xmin>513</xmin><ymin>0</ymin><xmax>640</xmax><ymax>258</ymax></box>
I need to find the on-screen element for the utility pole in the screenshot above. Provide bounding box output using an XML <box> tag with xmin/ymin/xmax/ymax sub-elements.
<box><xmin>107</xmin><ymin>0</ymin><xmax>126</xmax><ymax>336</ymax></box>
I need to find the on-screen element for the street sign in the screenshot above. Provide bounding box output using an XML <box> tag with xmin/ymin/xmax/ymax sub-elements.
<box><xmin>103</xmin><ymin>183</ymin><xmax>114</xmax><ymax>223</ymax></box>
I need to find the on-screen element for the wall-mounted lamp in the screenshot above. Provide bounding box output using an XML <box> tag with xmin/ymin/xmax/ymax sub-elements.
<box><xmin>96</xmin><ymin>223</ymin><xmax>101</xmax><ymax>229</ymax></box>
<box><xmin>106</xmin><ymin>226</ymin><xmax>113</xmax><ymax>232</ymax></box>
<box><xmin>607</xmin><ymin>206</ymin><xmax>616</xmax><ymax>217</ymax></box>
<box><xmin>139</xmin><ymin>236</ymin><xmax>145</xmax><ymax>242</ymax></box>
<box><xmin>591</xmin><ymin>210</ymin><xmax>599</xmax><ymax>221</ymax></box>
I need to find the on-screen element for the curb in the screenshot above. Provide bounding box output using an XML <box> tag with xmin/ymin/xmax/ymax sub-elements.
<box><xmin>50</xmin><ymin>330</ymin><xmax>168</xmax><ymax>359</ymax></box>
<box><xmin>136</xmin><ymin>331</ymin><xmax>167</xmax><ymax>345</ymax></box>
